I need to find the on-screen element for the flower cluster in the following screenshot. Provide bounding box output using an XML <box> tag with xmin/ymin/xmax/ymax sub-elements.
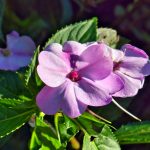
<box><xmin>36</xmin><ymin>41</ymin><xmax>150</xmax><ymax>118</ymax></box>
<box><xmin>0</xmin><ymin>31</ymin><xmax>36</xmax><ymax>71</ymax></box>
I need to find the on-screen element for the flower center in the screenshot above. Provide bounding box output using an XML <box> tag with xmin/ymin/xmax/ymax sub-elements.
<box><xmin>67</xmin><ymin>70</ymin><xmax>81</xmax><ymax>82</ymax></box>
<box><xmin>0</xmin><ymin>48</ymin><xmax>11</xmax><ymax>57</ymax></box>
<box><xmin>113</xmin><ymin>61</ymin><xmax>122</xmax><ymax>71</ymax></box>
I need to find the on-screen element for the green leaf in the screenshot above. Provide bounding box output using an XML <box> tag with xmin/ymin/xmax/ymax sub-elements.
<box><xmin>82</xmin><ymin>125</ymin><xmax>120</xmax><ymax>150</ymax></box>
<box><xmin>30</xmin><ymin>116</ymin><xmax>62</xmax><ymax>150</ymax></box>
<box><xmin>29</xmin><ymin>130</ymin><xmax>41</xmax><ymax>150</ymax></box>
<box><xmin>0</xmin><ymin>0</ymin><xmax>5</xmax><ymax>41</ymax></box>
<box><xmin>0</xmin><ymin>98</ymin><xmax>23</xmax><ymax>107</ymax></box>
<box><xmin>115</xmin><ymin>121</ymin><xmax>150</xmax><ymax>144</ymax></box>
<box><xmin>77</xmin><ymin>112</ymin><xmax>110</xmax><ymax>136</ymax></box>
<box><xmin>54</xmin><ymin>113</ymin><xmax>79</xmax><ymax>145</ymax></box>
<box><xmin>45</xmin><ymin>17</ymin><xmax>97</xmax><ymax>47</ymax></box>
<box><xmin>97</xmin><ymin>28</ymin><xmax>119</xmax><ymax>48</ymax></box>
<box><xmin>0</xmin><ymin>71</ymin><xmax>31</xmax><ymax>99</ymax></box>
<box><xmin>25</xmin><ymin>46</ymin><xmax>40</xmax><ymax>86</ymax></box>
<box><xmin>0</xmin><ymin>103</ymin><xmax>35</xmax><ymax>138</ymax></box>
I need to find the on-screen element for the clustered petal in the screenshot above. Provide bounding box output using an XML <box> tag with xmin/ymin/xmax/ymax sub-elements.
<box><xmin>0</xmin><ymin>31</ymin><xmax>36</xmax><ymax>71</ymax></box>
<box><xmin>111</xmin><ymin>44</ymin><xmax>150</xmax><ymax>97</ymax></box>
<box><xmin>36</xmin><ymin>41</ymin><xmax>150</xmax><ymax>118</ymax></box>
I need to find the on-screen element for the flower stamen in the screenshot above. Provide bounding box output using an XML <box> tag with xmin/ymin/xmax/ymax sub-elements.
<box><xmin>67</xmin><ymin>70</ymin><xmax>81</xmax><ymax>82</ymax></box>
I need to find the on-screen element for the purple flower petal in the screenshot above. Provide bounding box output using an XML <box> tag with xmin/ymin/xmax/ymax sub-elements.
<box><xmin>45</xmin><ymin>43</ymin><xmax>62</xmax><ymax>54</ymax></box>
<box><xmin>77</xmin><ymin>44</ymin><xmax>113</xmax><ymax>80</ymax></box>
<box><xmin>0</xmin><ymin>53</ymin><xmax>33</xmax><ymax>71</ymax></box>
<box><xmin>63</xmin><ymin>41</ymin><xmax>86</xmax><ymax>55</ymax></box>
<box><xmin>142</xmin><ymin>62</ymin><xmax>150</xmax><ymax>76</ymax></box>
<box><xmin>96</xmin><ymin>72</ymin><xmax>124</xmax><ymax>94</ymax></box>
<box><xmin>36</xmin><ymin>86</ymin><xmax>61</xmax><ymax>115</ymax></box>
<box><xmin>37</xmin><ymin>51</ymin><xmax>71</xmax><ymax>87</ymax></box>
<box><xmin>74</xmin><ymin>77</ymin><xmax>112</xmax><ymax>106</ymax></box>
<box><xmin>122</xmin><ymin>44</ymin><xmax>148</xmax><ymax>58</ymax></box>
<box><xmin>113</xmin><ymin>71</ymin><xmax>143</xmax><ymax>97</ymax></box>
<box><xmin>7</xmin><ymin>33</ymin><xmax>36</xmax><ymax>56</ymax></box>
<box><xmin>61</xmin><ymin>80</ymin><xmax>87</xmax><ymax>118</ymax></box>
<box><xmin>36</xmin><ymin>80</ymin><xmax>87</xmax><ymax>118</ymax></box>
<box><xmin>119</xmin><ymin>57</ymin><xmax>148</xmax><ymax>79</ymax></box>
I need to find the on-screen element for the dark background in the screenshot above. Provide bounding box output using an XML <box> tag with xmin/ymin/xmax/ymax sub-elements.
<box><xmin>1</xmin><ymin>0</ymin><xmax>150</xmax><ymax>149</ymax></box>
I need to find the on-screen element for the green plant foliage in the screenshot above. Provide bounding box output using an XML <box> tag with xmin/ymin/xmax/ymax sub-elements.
<box><xmin>0</xmin><ymin>71</ymin><xmax>31</xmax><ymax>99</ymax></box>
<box><xmin>54</xmin><ymin>113</ymin><xmax>79</xmax><ymax>146</ymax></box>
<box><xmin>45</xmin><ymin>18</ymin><xmax>97</xmax><ymax>47</ymax></box>
<box><xmin>82</xmin><ymin>125</ymin><xmax>120</xmax><ymax>150</ymax></box>
<box><xmin>115</xmin><ymin>121</ymin><xmax>150</xmax><ymax>144</ymax></box>
<box><xmin>30</xmin><ymin>116</ymin><xmax>63</xmax><ymax>150</ymax></box>
<box><xmin>25</xmin><ymin>46</ymin><xmax>40</xmax><ymax>86</ymax></box>
<box><xmin>0</xmin><ymin>101</ymin><xmax>36</xmax><ymax>138</ymax></box>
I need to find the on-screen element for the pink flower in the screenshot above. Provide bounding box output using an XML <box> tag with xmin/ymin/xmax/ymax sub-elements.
<box><xmin>36</xmin><ymin>41</ymin><xmax>123</xmax><ymax>118</ymax></box>
<box><xmin>0</xmin><ymin>31</ymin><xmax>36</xmax><ymax>71</ymax></box>
<box><xmin>109</xmin><ymin>44</ymin><xmax>150</xmax><ymax>97</ymax></box>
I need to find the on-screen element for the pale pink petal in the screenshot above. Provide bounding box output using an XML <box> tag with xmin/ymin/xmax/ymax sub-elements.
<box><xmin>36</xmin><ymin>86</ymin><xmax>61</xmax><ymax>115</ymax></box>
<box><xmin>61</xmin><ymin>80</ymin><xmax>87</xmax><ymax>118</ymax></box>
<box><xmin>37</xmin><ymin>51</ymin><xmax>71</xmax><ymax>87</ymax></box>
<box><xmin>38</xmin><ymin>51</ymin><xmax>70</xmax><ymax>73</ymax></box>
<box><xmin>113</xmin><ymin>71</ymin><xmax>143</xmax><ymax>97</ymax></box>
<box><xmin>77</xmin><ymin>44</ymin><xmax>113</xmax><ymax>80</ymax></box>
<box><xmin>74</xmin><ymin>78</ymin><xmax>112</xmax><ymax>106</ymax></box>
<box><xmin>45</xmin><ymin>43</ymin><xmax>63</xmax><ymax>54</ymax></box>
<box><xmin>120</xmin><ymin>57</ymin><xmax>148</xmax><ymax>79</ymax></box>
<box><xmin>122</xmin><ymin>44</ymin><xmax>148</xmax><ymax>58</ymax></box>
<box><xmin>63</xmin><ymin>41</ymin><xmax>86</xmax><ymax>55</ymax></box>
<box><xmin>37</xmin><ymin>65</ymin><xmax>66</xmax><ymax>87</ymax></box>
<box><xmin>96</xmin><ymin>73</ymin><xmax>124</xmax><ymax>94</ymax></box>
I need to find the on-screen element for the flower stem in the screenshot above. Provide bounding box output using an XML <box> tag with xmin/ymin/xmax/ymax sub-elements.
<box><xmin>112</xmin><ymin>99</ymin><xmax>141</xmax><ymax>121</ymax></box>
<box><xmin>87</xmin><ymin>108</ymin><xmax>112</xmax><ymax>124</ymax></box>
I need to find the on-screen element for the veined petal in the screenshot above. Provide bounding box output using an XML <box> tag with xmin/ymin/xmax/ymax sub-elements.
<box><xmin>74</xmin><ymin>77</ymin><xmax>112</xmax><ymax>106</ymax></box>
<box><xmin>113</xmin><ymin>71</ymin><xmax>143</xmax><ymax>97</ymax></box>
<box><xmin>36</xmin><ymin>81</ymin><xmax>87</xmax><ymax>118</ymax></box>
<box><xmin>122</xmin><ymin>44</ymin><xmax>148</xmax><ymax>58</ymax></box>
<box><xmin>96</xmin><ymin>73</ymin><xmax>124</xmax><ymax>94</ymax></box>
<box><xmin>77</xmin><ymin>44</ymin><xmax>113</xmax><ymax>80</ymax></box>
<box><xmin>36</xmin><ymin>86</ymin><xmax>62</xmax><ymax>115</ymax></box>
<box><xmin>37</xmin><ymin>51</ymin><xmax>71</xmax><ymax>87</ymax></box>
<box><xmin>63</xmin><ymin>41</ymin><xmax>86</xmax><ymax>55</ymax></box>
<box><xmin>61</xmin><ymin>80</ymin><xmax>87</xmax><ymax>118</ymax></box>
<box><xmin>45</xmin><ymin>43</ymin><xmax>63</xmax><ymax>54</ymax></box>
<box><xmin>38</xmin><ymin>51</ymin><xmax>70</xmax><ymax>73</ymax></box>
<box><xmin>120</xmin><ymin>56</ymin><xmax>148</xmax><ymax>79</ymax></box>
<box><xmin>37</xmin><ymin>65</ymin><xmax>66</xmax><ymax>87</ymax></box>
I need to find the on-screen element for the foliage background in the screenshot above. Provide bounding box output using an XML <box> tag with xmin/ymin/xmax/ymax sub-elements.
<box><xmin>0</xmin><ymin>0</ymin><xmax>150</xmax><ymax>149</ymax></box>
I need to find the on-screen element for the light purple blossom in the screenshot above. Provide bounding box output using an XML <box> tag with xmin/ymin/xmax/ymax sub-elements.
<box><xmin>36</xmin><ymin>41</ymin><xmax>123</xmax><ymax>118</ymax></box>
<box><xmin>109</xmin><ymin>44</ymin><xmax>150</xmax><ymax>97</ymax></box>
<box><xmin>0</xmin><ymin>31</ymin><xmax>36</xmax><ymax>71</ymax></box>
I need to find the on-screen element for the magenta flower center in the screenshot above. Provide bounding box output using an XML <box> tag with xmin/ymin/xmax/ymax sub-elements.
<box><xmin>67</xmin><ymin>70</ymin><xmax>81</xmax><ymax>82</ymax></box>
<box><xmin>113</xmin><ymin>61</ymin><xmax>122</xmax><ymax>71</ymax></box>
